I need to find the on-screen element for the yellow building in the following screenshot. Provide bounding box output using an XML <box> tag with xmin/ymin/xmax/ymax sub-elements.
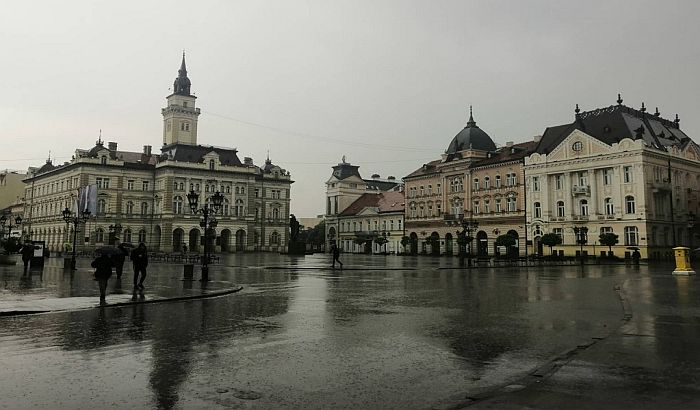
<box><xmin>23</xmin><ymin>55</ymin><xmax>292</xmax><ymax>253</ymax></box>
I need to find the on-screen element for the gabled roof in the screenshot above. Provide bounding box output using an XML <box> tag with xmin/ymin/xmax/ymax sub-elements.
<box><xmin>535</xmin><ymin>104</ymin><xmax>690</xmax><ymax>154</ymax></box>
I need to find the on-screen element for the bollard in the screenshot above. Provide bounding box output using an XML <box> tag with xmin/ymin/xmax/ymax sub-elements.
<box><xmin>672</xmin><ymin>247</ymin><xmax>696</xmax><ymax>276</ymax></box>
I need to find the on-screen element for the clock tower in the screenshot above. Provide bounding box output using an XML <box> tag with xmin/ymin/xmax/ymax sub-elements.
<box><xmin>162</xmin><ymin>52</ymin><xmax>200</xmax><ymax>146</ymax></box>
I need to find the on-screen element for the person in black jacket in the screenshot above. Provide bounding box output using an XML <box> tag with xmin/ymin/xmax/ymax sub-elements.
<box><xmin>91</xmin><ymin>251</ymin><xmax>114</xmax><ymax>304</ymax></box>
<box><xmin>114</xmin><ymin>243</ymin><xmax>129</xmax><ymax>279</ymax></box>
<box><xmin>20</xmin><ymin>242</ymin><xmax>35</xmax><ymax>273</ymax></box>
<box><xmin>131</xmin><ymin>243</ymin><xmax>148</xmax><ymax>289</ymax></box>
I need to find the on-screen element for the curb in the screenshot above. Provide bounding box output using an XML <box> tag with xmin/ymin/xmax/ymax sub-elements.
<box><xmin>0</xmin><ymin>286</ymin><xmax>244</xmax><ymax>317</ymax></box>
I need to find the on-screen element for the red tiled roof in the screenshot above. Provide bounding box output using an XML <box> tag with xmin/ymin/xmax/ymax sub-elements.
<box><xmin>339</xmin><ymin>191</ymin><xmax>405</xmax><ymax>216</ymax></box>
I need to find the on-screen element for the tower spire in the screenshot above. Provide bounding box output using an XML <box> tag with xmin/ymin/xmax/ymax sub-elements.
<box><xmin>173</xmin><ymin>52</ymin><xmax>192</xmax><ymax>96</ymax></box>
<box><xmin>466</xmin><ymin>105</ymin><xmax>476</xmax><ymax>127</ymax></box>
<box><xmin>617</xmin><ymin>93</ymin><xmax>623</xmax><ymax>105</ymax></box>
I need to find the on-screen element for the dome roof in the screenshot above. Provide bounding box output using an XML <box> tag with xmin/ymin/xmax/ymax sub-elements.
<box><xmin>446</xmin><ymin>107</ymin><xmax>496</xmax><ymax>154</ymax></box>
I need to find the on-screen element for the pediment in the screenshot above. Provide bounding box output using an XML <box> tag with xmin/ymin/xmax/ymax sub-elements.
<box><xmin>547</xmin><ymin>129</ymin><xmax>613</xmax><ymax>161</ymax></box>
<box><xmin>357</xmin><ymin>207</ymin><xmax>379</xmax><ymax>216</ymax></box>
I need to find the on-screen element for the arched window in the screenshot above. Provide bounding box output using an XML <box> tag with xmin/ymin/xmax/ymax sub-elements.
<box><xmin>125</xmin><ymin>201</ymin><xmax>134</xmax><ymax>215</ymax></box>
<box><xmin>605</xmin><ymin>198</ymin><xmax>614</xmax><ymax>215</ymax></box>
<box><xmin>452</xmin><ymin>198</ymin><xmax>463</xmax><ymax>215</ymax></box>
<box><xmin>272</xmin><ymin>207</ymin><xmax>280</xmax><ymax>219</ymax></box>
<box><xmin>483</xmin><ymin>199</ymin><xmax>490</xmax><ymax>213</ymax></box>
<box><xmin>209</xmin><ymin>159</ymin><xmax>215</xmax><ymax>170</ymax></box>
<box><xmin>473</xmin><ymin>178</ymin><xmax>480</xmax><ymax>190</ymax></box>
<box><xmin>473</xmin><ymin>201</ymin><xmax>480</xmax><ymax>214</ymax></box>
<box><xmin>101</xmin><ymin>156</ymin><xmax>107</xmax><ymax>165</ymax></box>
<box><xmin>534</xmin><ymin>202</ymin><xmax>542</xmax><ymax>218</ymax></box>
<box><xmin>96</xmin><ymin>228</ymin><xmax>105</xmax><ymax>243</ymax></box>
<box><xmin>410</xmin><ymin>202</ymin><xmax>417</xmax><ymax>218</ymax></box>
<box><xmin>625</xmin><ymin>196</ymin><xmax>636</xmax><ymax>214</ymax></box>
<box><xmin>138</xmin><ymin>229</ymin><xmax>147</xmax><ymax>244</ymax></box>
<box><xmin>624</xmin><ymin>226</ymin><xmax>639</xmax><ymax>246</ymax></box>
<box><xmin>270</xmin><ymin>231</ymin><xmax>280</xmax><ymax>245</ymax></box>
<box><xmin>141</xmin><ymin>202</ymin><xmax>149</xmax><ymax>215</ymax></box>
<box><xmin>221</xmin><ymin>198</ymin><xmax>229</xmax><ymax>216</ymax></box>
<box><xmin>235</xmin><ymin>199</ymin><xmax>244</xmax><ymax>217</ymax></box>
<box><xmin>173</xmin><ymin>196</ymin><xmax>183</xmax><ymax>214</ymax></box>
<box><xmin>556</xmin><ymin>201</ymin><xmax>565</xmax><ymax>217</ymax></box>
<box><xmin>580</xmin><ymin>199</ymin><xmax>589</xmax><ymax>216</ymax></box>
<box><xmin>123</xmin><ymin>229</ymin><xmax>132</xmax><ymax>243</ymax></box>
<box><xmin>495</xmin><ymin>175</ymin><xmax>501</xmax><ymax>188</ymax></box>
<box><xmin>484</xmin><ymin>176</ymin><xmax>490</xmax><ymax>189</ymax></box>
<box><xmin>97</xmin><ymin>199</ymin><xmax>106</xmax><ymax>215</ymax></box>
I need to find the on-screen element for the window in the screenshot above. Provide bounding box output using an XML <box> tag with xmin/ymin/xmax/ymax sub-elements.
<box><xmin>436</xmin><ymin>202</ymin><xmax>442</xmax><ymax>215</ymax></box>
<box><xmin>270</xmin><ymin>232</ymin><xmax>280</xmax><ymax>245</ymax></box>
<box><xmin>578</xmin><ymin>172</ymin><xmax>588</xmax><ymax>186</ymax></box>
<box><xmin>600</xmin><ymin>226</ymin><xmax>613</xmax><ymax>235</ymax></box>
<box><xmin>138</xmin><ymin>229</ymin><xmax>147</xmax><ymax>244</ymax></box>
<box><xmin>603</xmin><ymin>169</ymin><xmax>613</xmax><ymax>185</ymax></box>
<box><xmin>96</xmin><ymin>228</ymin><xmax>104</xmax><ymax>243</ymax></box>
<box><xmin>125</xmin><ymin>201</ymin><xmax>134</xmax><ymax>214</ymax></box>
<box><xmin>484</xmin><ymin>177</ymin><xmax>490</xmax><ymax>189</ymax></box>
<box><xmin>437</xmin><ymin>184</ymin><xmax>441</xmax><ymax>194</ymax></box>
<box><xmin>123</xmin><ymin>229</ymin><xmax>132</xmax><ymax>244</ymax></box>
<box><xmin>624</xmin><ymin>226</ymin><xmax>639</xmax><ymax>246</ymax></box>
<box><xmin>533</xmin><ymin>176</ymin><xmax>540</xmax><ymax>192</ymax></box>
<box><xmin>473</xmin><ymin>178</ymin><xmax>479</xmax><ymax>191</ymax></box>
<box><xmin>205</xmin><ymin>185</ymin><xmax>210</xmax><ymax>193</ymax></box>
<box><xmin>483</xmin><ymin>200</ymin><xmax>490</xmax><ymax>213</ymax></box>
<box><xmin>555</xmin><ymin>174</ymin><xmax>563</xmax><ymax>190</ymax></box>
<box><xmin>97</xmin><ymin>199</ymin><xmax>106</xmax><ymax>215</ymax></box>
<box><xmin>473</xmin><ymin>201</ymin><xmax>480</xmax><ymax>214</ymax></box>
<box><xmin>235</xmin><ymin>199</ymin><xmax>244</xmax><ymax>217</ymax></box>
<box><xmin>623</xmin><ymin>166</ymin><xmax>633</xmax><ymax>183</ymax></box>
<box><xmin>255</xmin><ymin>188</ymin><xmax>260</xmax><ymax>198</ymax></box>
<box><xmin>495</xmin><ymin>175</ymin><xmax>501</xmax><ymax>188</ymax></box>
<box><xmin>209</xmin><ymin>159</ymin><xmax>215</xmax><ymax>170</ymax></box>
<box><xmin>225</xmin><ymin>186</ymin><xmax>230</xmax><ymax>194</ymax></box>
<box><xmin>427</xmin><ymin>203</ymin><xmax>433</xmax><ymax>216</ymax></box>
<box><xmin>625</xmin><ymin>196</ymin><xmax>636</xmax><ymax>214</ymax></box>
<box><xmin>141</xmin><ymin>202</ymin><xmax>149</xmax><ymax>215</ymax></box>
<box><xmin>572</xmin><ymin>141</ymin><xmax>583</xmax><ymax>151</ymax></box>
<box><xmin>181</xmin><ymin>122</ymin><xmax>190</xmax><ymax>131</ymax></box>
<box><xmin>127</xmin><ymin>180</ymin><xmax>134</xmax><ymax>190</ymax></box>
<box><xmin>101</xmin><ymin>156</ymin><xmax>107</xmax><ymax>165</ymax></box>
<box><xmin>605</xmin><ymin>198</ymin><xmax>614</xmax><ymax>215</ymax></box>
<box><xmin>557</xmin><ymin>201</ymin><xmax>565</xmax><ymax>217</ymax></box>
<box><xmin>173</xmin><ymin>196</ymin><xmax>183</xmax><ymax>214</ymax></box>
<box><xmin>553</xmin><ymin>228</ymin><xmax>563</xmax><ymax>243</ymax></box>
<box><xmin>419</xmin><ymin>186</ymin><xmax>424</xmax><ymax>196</ymax></box>
<box><xmin>427</xmin><ymin>185</ymin><xmax>432</xmax><ymax>195</ymax></box>
<box><xmin>534</xmin><ymin>202</ymin><xmax>542</xmax><ymax>218</ymax></box>
<box><xmin>580</xmin><ymin>199</ymin><xmax>589</xmax><ymax>216</ymax></box>
<box><xmin>410</xmin><ymin>203</ymin><xmax>417</xmax><ymax>218</ymax></box>
<box><xmin>495</xmin><ymin>198</ymin><xmax>502</xmax><ymax>213</ymax></box>
<box><xmin>506</xmin><ymin>195</ymin><xmax>516</xmax><ymax>212</ymax></box>
<box><xmin>272</xmin><ymin>207</ymin><xmax>280</xmax><ymax>219</ymax></box>
<box><xmin>142</xmin><ymin>181</ymin><xmax>149</xmax><ymax>191</ymax></box>
<box><xmin>183</xmin><ymin>101</ymin><xmax>188</xmax><ymax>108</ymax></box>
<box><xmin>96</xmin><ymin>177</ymin><xmax>110</xmax><ymax>189</ymax></box>
<box><xmin>507</xmin><ymin>173</ymin><xmax>517</xmax><ymax>186</ymax></box>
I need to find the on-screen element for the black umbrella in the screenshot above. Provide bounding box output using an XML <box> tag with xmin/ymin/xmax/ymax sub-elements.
<box><xmin>96</xmin><ymin>246</ymin><xmax>121</xmax><ymax>256</ymax></box>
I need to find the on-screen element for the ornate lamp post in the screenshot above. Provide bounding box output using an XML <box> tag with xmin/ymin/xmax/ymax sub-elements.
<box><xmin>447</xmin><ymin>216</ymin><xmax>479</xmax><ymax>267</ymax></box>
<box><xmin>62</xmin><ymin>207</ymin><xmax>91</xmax><ymax>270</ymax></box>
<box><xmin>186</xmin><ymin>190</ymin><xmax>224</xmax><ymax>281</ymax></box>
<box><xmin>573</xmin><ymin>226</ymin><xmax>588</xmax><ymax>266</ymax></box>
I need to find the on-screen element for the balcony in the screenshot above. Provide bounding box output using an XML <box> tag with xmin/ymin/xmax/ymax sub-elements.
<box><xmin>572</xmin><ymin>185</ymin><xmax>590</xmax><ymax>195</ymax></box>
<box><xmin>443</xmin><ymin>213</ymin><xmax>464</xmax><ymax>222</ymax></box>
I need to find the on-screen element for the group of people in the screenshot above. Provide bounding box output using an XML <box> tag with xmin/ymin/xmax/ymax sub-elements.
<box><xmin>92</xmin><ymin>243</ymin><xmax>149</xmax><ymax>304</ymax></box>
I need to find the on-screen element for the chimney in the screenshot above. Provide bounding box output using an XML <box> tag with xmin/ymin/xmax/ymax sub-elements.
<box><xmin>371</xmin><ymin>173</ymin><xmax>380</xmax><ymax>180</ymax></box>
<box><xmin>143</xmin><ymin>145</ymin><xmax>152</xmax><ymax>156</ymax></box>
<box><xmin>244</xmin><ymin>157</ymin><xmax>253</xmax><ymax>166</ymax></box>
<box><xmin>387</xmin><ymin>176</ymin><xmax>396</xmax><ymax>181</ymax></box>
<box><xmin>108</xmin><ymin>142</ymin><xmax>117</xmax><ymax>151</ymax></box>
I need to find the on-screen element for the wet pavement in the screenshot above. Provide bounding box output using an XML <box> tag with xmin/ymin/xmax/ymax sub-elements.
<box><xmin>0</xmin><ymin>254</ymin><xmax>696</xmax><ymax>409</ymax></box>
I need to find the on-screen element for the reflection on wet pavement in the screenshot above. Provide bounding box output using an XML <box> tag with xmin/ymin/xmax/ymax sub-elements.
<box><xmin>0</xmin><ymin>254</ymin><xmax>651</xmax><ymax>409</ymax></box>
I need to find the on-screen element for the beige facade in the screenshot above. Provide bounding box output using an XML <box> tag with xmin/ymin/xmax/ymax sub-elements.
<box><xmin>335</xmin><ymin>191</ymin><xmax>405</xmax><ymax>254</ymax></box>
<box><xmin>23</xmin><ymin>56</ymin><xmax>292</xmax><ymax>253</ymax></box>
<box><xmin>0</xmin><ymin>170</ymin><xmax>26</xmax><ymax>211</ymax></box>
<box><xmin>525</xmin><ymin>102</ymin><xmax>698</xmax><ymax>260</ymax></box>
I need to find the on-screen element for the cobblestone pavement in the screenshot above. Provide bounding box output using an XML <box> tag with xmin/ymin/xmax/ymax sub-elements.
<box><xmin>0</xmin><ymin>253</ymin><xmax>692</xmax><ymax>409</ymax></box>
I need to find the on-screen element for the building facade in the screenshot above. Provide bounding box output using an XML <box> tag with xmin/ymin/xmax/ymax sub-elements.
<box><xmin>525</xmin><ymin>99</ymin><xmax>699</xmax><ymax>260</ymax></box>
<box><xmin>0</xmin><ymin>170</ymin><xmax>26</xmax><ymax>211</ymax></box>
<box><xmin>403</xmin><ymin>108</ymin><xmax>534</xmax><ymax>256</ymax></box>
<box><xmin>324</xmin><ymin>158</ymin><xmax>402</xmax><ymax>250</ymax></box>
<box><xmin>23</xmin><ymin>55</ymin><xmax>292</xmax><ymax>253</ymax></box>
<box><xmin>335</xmin><ymin>190</ymin><xmax>405</xmax><ymax>254</ymax></box>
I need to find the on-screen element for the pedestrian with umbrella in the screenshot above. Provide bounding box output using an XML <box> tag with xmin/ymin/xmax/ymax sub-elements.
<box><xmin>91</xmin><ymin>248</ymin><xmax>114</xmax><ymax>304</ymax></box>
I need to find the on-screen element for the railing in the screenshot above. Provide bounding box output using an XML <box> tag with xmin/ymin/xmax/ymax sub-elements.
<box><xmin>443</xmin><ymin>213</ymin><xmax>465</xmax><ymax>222</ymax></box>
<box><xmin>572</xmin><ymin>185</ymin><xmax>590</xmax><ymax>194</ymax></box>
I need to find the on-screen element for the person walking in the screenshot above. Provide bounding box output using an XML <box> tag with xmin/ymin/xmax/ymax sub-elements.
<box><xmin>91</xmin><ymin>250</ymin><xmax>114</xmax><ymax>304</ymax></box>
<box><xmin>20</xmin><ymin>241</ymin><xmax>34</xmax><ymax>273</ymax></box>
<box><xmin>131</xmin><ymin>243</ymin><xmax>149</xmax><ymax>289</ymax></box>
<box><xmin>114</xmin><ymin>243</ymin><xmax>129</xmax><ymax>279</ymax></box>
<box><xmin>331</xmin><ymin>244</ymin><xmax>343</xmax><ymax>269</ymax></box>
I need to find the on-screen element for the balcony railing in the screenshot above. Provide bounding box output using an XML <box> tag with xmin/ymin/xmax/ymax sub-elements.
<box><xmin>572</xmin><ymin>185</ymin><xmax>590</xmax><ymax>195</ymax></box>
<box><xmin>443</xmin><ymin>213</ymin><xmax>465</xmax><ymax>222</ymax></box>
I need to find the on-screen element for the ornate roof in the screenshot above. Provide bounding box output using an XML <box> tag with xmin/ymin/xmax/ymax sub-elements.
<box><xmin>446</xmin><ymin>107</ymin><xmax>497</xmax><ymax>154</ymax></box>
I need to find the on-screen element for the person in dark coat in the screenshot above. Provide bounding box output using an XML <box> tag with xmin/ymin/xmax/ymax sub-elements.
<box><xmin>91</xmin><ymin>251</ymin><xmax>114</xmax><ymax>304</ymax></box>
<box><xmin>20</xmin><ymin>242</ymin><xmax>35</xmax><ymax>273</ymax></box>
<box><xmin>131</xmin><ymin>243</ymin><xmax>148</xmax><ymax>289</ymax></box>
<box><xmin>331</xmin><ymin>244</ymin><xmax>343</xmax><ymax>269</ymax></box>
<box><xmin>114</xmin><ymin>243</ymin><xmax>129</xmax><ymax>279</ymax></box>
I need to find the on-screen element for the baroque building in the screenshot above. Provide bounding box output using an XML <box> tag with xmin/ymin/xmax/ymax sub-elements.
<box><xmin>403</xmin><ymin>108</ymin><xmax>534</xmax><ymax>256</ymax></box>
<box><xmin>23</xmin><ymin>54</ymin><xmax>292</xmax><ymax>253</ymax></box>
<box><xmin>525</xmin><ymin>97</ymin><xmax>699</xmax><ymax>260</ymax></box>
<box><xmin>324</xmin><ymin>158</ymin><xmax>403</xmax><ymax>251</ymax></box>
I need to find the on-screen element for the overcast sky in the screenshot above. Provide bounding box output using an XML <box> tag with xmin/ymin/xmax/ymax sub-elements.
<box><xmin>2</xmin><ymin>0</ymin><xmax>699</xmax><ymax>217</ymax></box>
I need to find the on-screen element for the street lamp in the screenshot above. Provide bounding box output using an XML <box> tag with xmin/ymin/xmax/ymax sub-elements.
<box><xmin>573</xmin><ymin>226</ymin><xmax>588</xmax><ymax>265</ymax></box>
<box><xmin>187</xmin><ymin>189</ymin><xmax>224</xmax><ymax>281</ymax></box>
<box><xmin>446</xmin><ymin>216</ymin><xmax>479</xmax><ymax>267</ymax></box>
<box><xmin>62</xmin><ymin>207</ymin><xmax>91</xmax><ymax>270</ymax></box>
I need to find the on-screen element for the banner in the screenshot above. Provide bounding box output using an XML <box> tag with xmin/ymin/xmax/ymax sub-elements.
<box><xmin>76</xmin><ymin>184</ymin><xmax>98</xmax><ymax>216</ymax></box>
